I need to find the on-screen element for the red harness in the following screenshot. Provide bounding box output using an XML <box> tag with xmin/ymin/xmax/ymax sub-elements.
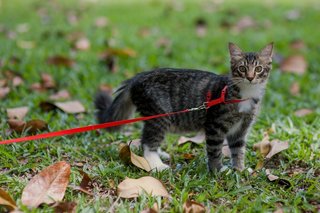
<box><xmin>0</xmin><ymin>86</ymin><xmax>245</xmax><ymax>145</ymax></box>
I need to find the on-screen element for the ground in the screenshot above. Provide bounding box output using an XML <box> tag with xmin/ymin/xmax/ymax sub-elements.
<box><xmin>0</xmin><ymin>0</ymin><xmax>319</xmax><ymax>212</ymax></box>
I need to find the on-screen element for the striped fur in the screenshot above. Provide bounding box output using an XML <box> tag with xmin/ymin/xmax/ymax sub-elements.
<box><xmin>95</xmin><ymin>43</ymin><xmax>273</xmax><ymax>171</ymax></box>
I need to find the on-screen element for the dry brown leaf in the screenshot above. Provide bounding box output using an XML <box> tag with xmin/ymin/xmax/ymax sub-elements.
<box><xmin>54</xmin><ymin>101</ymin><xmax>86</xmax><ymax>114</ymax></box>
<box><xmin>103</xmin><ymin>47</ymin><xmax>137</xmax><ymax>58</ymax></box>
<box><xmin>119</xmin><ymin>143</ymin><xmax>151</xmax><ymax>172</ymax></box>
<box><xmin>94</xmin><ymin>17</ymin><xmax>109</xmax><ymax>28</ymax></box>
<box><xmin>30</xmin><ymin>82</ymin><xmax>45</xmax><ymax>92</ymax></box>
<box><xmin>255</xmin><ymin>160</ymin><xmax>264</xmax><ymax>170</ymax></box>
<box><xmin>117</xmin><ymin>176</ymin><xmax>169</xmax><ymax>198</ymax></box>
<box><xmin>8</xmin><ymin>119</ymin><xmax>47</xmax><ymax>134</ymax></box>
<box><xmin>182</xmin><ymin>153</ymin><xmax>195</xmax><ymax>160</ymax></box>
<box><xmin>47</xmin><ymin>56</ymin><xmax>75</xmax><ymax>67</ymax></box>
<box><xmin>195</xmin><ymin>18</ymin><xmax>207</xmax><ymax>38</ymax></box>
<box><xmin>183</xmin><ymin>200</ymin><xmax>206</xmax><ymax>213</ymax></box>
<box><xmin>6</xmin><ymin>106</ymin><xmax>29</xmax><ymax>120</ymax></box>
<box><xmin>290</xmin><ymin>39</ymin><xmax>306</xmax><ymax>50</ymax></box>
<box><xmin>178</xmin><ymin>132</ymin><xmax>205</xmax><ymax>145</ymax></box>
<box><xmin>0</xmin><ymin>87</ymin><xmax>10</xmax><ymax>99</ymax></box>
<box><xmin>232</xmin><ymin>16</ymin><xmax>256</xmax><ymax>33</ymax></box>
<box><xmin>53</xmin><ymin>201</ymin><xmax>77</xmax><ymax>213</ymax></box>
<box><xmin>74</xmin><ymin>38</ymin><xmax>90</xmax><ymax>50</ymax></box>
<box><xmin>289</xmin><ymin>82</ymin><xmax>300</xmax><ymax>96</ymax></box>
<box><xmin>294</xmin><ymin>108</ymin><xmax>313</xmax><ymax>117</ymax></box>
<box><xmin>253</xmin><ymin>133</ymin><xmax>271</xmax><ymax>157</ymax></box>
<box><xmin>280</xmin><ymin>55</ymin><xmax>307</xmax><ymax>75</ymax></box>
<box><xmin>0</xmin><ymin>188</ymin><xmax>17</xmax><ymax>211</ymax></box>
<box><xmin>49</xmin><ymin>90</ymin><xmax>71</xmax><ymax>101</ymax></box>
<box><xmin>265</xmin><ymin>140</ymin><xmax>289</xmax><ymax>159</ymax></box>
<box><xmin>73</xmin><ymin>170</ymin><xmax>93</xmax><ymax>196</ymax></box>
<box><xmin>41</xmin><ymin>73</ymin><xmax>56</xmax><ymax>89</ymax></box>
<box><xmin>21</xmin><ymin>161</ymin><xmax>71</xmax><ymax>208</ymax></box>
<box><xmin>222</xmin><ymin>145</ymin><xmax>231</xmax><ymax>158</ymax></box>
<box><xmin>141</xmin><ymin>208</ymin><xmax>158</xmax><ymax>213</ymax></box>
<box><xmin>266</xmin><ymin>169</ymin><xmax>279</xmax><ymax>181</ymax></box>
<box><xmin>98</xmin><ymin>84</ymin><xmax>113</xmax><ymax>96</ymax></box>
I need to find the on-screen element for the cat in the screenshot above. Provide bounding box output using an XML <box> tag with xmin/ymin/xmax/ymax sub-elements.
<box><xmin>94</xmin><ymin>42</ymin><xmax>273</xmax><ymax>172</ymax></box>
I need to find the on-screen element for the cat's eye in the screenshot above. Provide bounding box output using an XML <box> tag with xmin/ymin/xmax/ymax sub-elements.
<box><xmin>238</xmin><ymin>66</ymin><xmax>247</xmax><ymax>72</ymax></box>
<box><xmin>255</xmin><ymin>66</ymin><xmax>263</xmax><ymax>73</ymax></box>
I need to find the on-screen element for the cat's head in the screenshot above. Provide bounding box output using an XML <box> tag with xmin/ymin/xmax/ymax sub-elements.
<box><xmin>228</xmin><ymin>42</ymin><xmax>273</xmax><ymax>84</ymax></box>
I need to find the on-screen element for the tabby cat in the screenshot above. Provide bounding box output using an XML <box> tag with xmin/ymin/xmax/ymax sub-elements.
<box><xmin>95</xmin><ymin>42</ymin><xmax>273</xmax><ymax>171</ymax></box>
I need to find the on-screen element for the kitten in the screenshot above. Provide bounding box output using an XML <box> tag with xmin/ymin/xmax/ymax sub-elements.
<box><xmin>95</xmin><ymin>42</ymin><xmax>273</xmax><ymax>172</ymax></box>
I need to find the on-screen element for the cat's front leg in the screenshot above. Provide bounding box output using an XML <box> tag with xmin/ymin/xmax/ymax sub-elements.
<box><xmin>227</xmin><ymin>138</ymin><xmax>246</xmax><ymax>171</ymax></box>
<box><xmin>227</xmin><ymin>119</ymin><xmax>252</xmax><ymax>171</ymax></box>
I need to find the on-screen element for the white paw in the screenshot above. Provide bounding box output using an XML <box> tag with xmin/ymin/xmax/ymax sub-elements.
<box><xmin>151</xmin><ymin>163</ymin><xmax>170</xmax><ymax>172</ymax></box>
<box><xmin>158</xmin><ymin>149</ymin><xmax>170</xmax><ymax>160</ymax></box>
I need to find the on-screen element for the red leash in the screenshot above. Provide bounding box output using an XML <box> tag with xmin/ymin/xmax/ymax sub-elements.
<box><xmin>0</xmin><ymin>86</ymin><xmax>245</xmax><ymax>145</ymax></box>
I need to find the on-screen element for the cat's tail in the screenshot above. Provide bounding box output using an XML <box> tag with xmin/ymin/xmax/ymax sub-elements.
<box><xmin>94</xmin><ymin>81</ymin><xmax>135</xmax><ymax>132</ymax></box>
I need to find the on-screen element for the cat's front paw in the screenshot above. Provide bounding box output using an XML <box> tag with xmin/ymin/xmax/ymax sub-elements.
<box><xmin>151</xmin><ymin>163</ymin><xmax>170</xmax><ymax>172</ymax></box>
<box><xmin>208</xmin><ymin>162</ymin><xmax>223</xmax><ymax>172</ymax></box>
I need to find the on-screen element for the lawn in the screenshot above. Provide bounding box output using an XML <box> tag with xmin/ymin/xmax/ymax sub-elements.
<box><xmin>0</xmin><ymin>0</ymin><xmax>319</xmax><ymax>212</ymax></box>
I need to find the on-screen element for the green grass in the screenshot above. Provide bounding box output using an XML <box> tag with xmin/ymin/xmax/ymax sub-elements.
<box><xmin>0</xmin><ymin>0</ymin><xmax>319</xmax><ymax>212</ymax></box>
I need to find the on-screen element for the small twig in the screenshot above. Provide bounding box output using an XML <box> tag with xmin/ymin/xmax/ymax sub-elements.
<box><xmin>107</xmin><ymin>196</ymin><xmax>121</xmax><ymax>213</ymax></box>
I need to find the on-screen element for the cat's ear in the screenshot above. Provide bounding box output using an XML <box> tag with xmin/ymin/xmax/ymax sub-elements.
<box><xmin>228</xmin><ymin>42</ymin><xmax>243</xmax><ymax>58</ymax></box>
<box><xmin>259</xmin><ymin>42</ymin><xmax>274</xmax><ymax>58</ymax></box>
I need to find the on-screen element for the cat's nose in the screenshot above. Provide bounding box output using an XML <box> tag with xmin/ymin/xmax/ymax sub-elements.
<box><xmin>246</xmin><ymin>76</ymin><xmax>254</xmax><ymax>82</ymax></box>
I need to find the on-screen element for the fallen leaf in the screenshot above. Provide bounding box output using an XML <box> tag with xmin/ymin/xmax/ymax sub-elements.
<box><xmin>47</xmin><ymin>56</ymin><xmax>75</xmax><ymax>67</ymax></box>
<box><xmin>182</xmin><ymin>153</ymin><xmax>194</xmax><ymax>160</ymax></box>
<box><xmin>178</xmin><ymin>132</ymin><xmax>205</xmax><ymax>145</ymax></box>
<box><xmin>21</xmin><ymin>161</ymin><xmax>71</xmax><ymax>208</ymax></box>
<box><xmin>127</xmin><ymin>139</ymin><xmax>141</xmax><ymax>148</ymax></box>
<box><xmin>119</xmin><ymin>143</ymin><xmax>151</xmax><ymax>172</ymax></box>
<box><xmin>74</xmin><ymin>37</ymin><xmax>90</xmax><ymax>50</ymax></box>
<box><xmin>280</xmin><ymin>55</ymin><xmax>307</xmax><ymax>75</ymax></box>
<box><xmin>0</xmin><ymin>188</ymin><xmax>17</xmax><ymax>211</ymax></box>
<box><xmin>53</xmin><ymin>201</ymin><xmax>77</xmax><ymax>213</ymax></box>
<box><xmin>183</xmin><ymin>200</ymin><xmax>206</xmax><ymax>213</ymax></box>
<box><xmin>265</xmin><ymin>140</ymin><xmax>289</xmax><ymax>159</ymax></box>
<box><xmin>40</xmin><ymin>101</ymin><xmax>86</xmax><ymax>114</ymax></box>
<box><xmin>265</xmin><ymin>169</ymin><xmax>279</xmax><ymax>181</ymax></box>
<box><xmin>100</xmin><ymin>53</ymin><xmax>118</xmax><ymax>73</ymax></box>
<box><xmin>55</xmin><ymin>101</ymin><xmax>86</xmax><ymax>114</ymax></box>
<box><xmin>0</xmin><ymin>79</ymin><xmax>6</xmax><ymax>87</ymax></box>
<box><xmin>222</xmin><ymin>145</ymin><xmax>231</xmax><ymax>158</ymax></box>
<box><xmin>294</xmin><ymin>109</ymin><xmax>313</xmax><ymax>117</ymax></box>
<box><xmin>255</xmin><ymin>160</ymin><xmax>264</xmax><ymax>170</ymax></box>
<box><xmin>102</xmin><ymin>47</ymin><xmax>137</xmax><ymax>58</ymax></box>
<box><xmin>49</xmin><ymin>90</ymin><xmax>71</xmax><ymax>101</ymax></box>
<box><xmin>195</xmin><ymin>17</ymin><xmax>207</xmax><ymax>37</ymax></box>
<box><xmin>94</xmin><ymin>17</ymin><xmax>109</xmax><ymax>28</ymax></box>
<box><xmin>289</xmin><ymin>82</ymin><xmax>300</xmax><ymax>96</ymax></box>
<box><xmin>8</xmin><ymin>119</ymin><xmax>47</xmax><ymax>134</ymax></box>
<box><xmin>98</xmin><ymin>84</ymin><xmax>113</xmax><ymax>96</ymax></box>
<box><xmin>117</xmin><ymin>176</ymin><xmax>169</xmax><ymax>198</ymax></box>
<box><xmin>73</xmin><ymin>170</ymin><xmax>93</xmax><ymax>195</ymax></box>
<box><xmin>30</xmin><ymin>82</ymin><xmax>45</xmax><ymax>92</ymax></box>
<box><xmin>41</xmin><ymin>73</ymin><xmax>56</xmax><ymax>89</ymax></box>
<box><xmin>155</xmin><ymin>37</ymin><xmax>172</xmax><ymax>56</ymax></box>
<box><xmin>12</xmin><ymin>76</ymin><xmax>24</xmax><ymax>87</ymax></box>
<box><xmin>253</xmin><ymin>133</ymin><xmax>271</xmax><ymax>157</ymax></box>
<box><xmin>290</xmin><ymin>39</ymin><xmax>306</xmax><ymax>50</ymax></box>
<box><xmin>0</xmin><ymin>87</ymin><xmax>10</xmax><ymax>99</ymax></box>
<box><xmin>141</xmin><ymin>208</ymin><xmax>158</xmax><ymax>213</ymax></box>
<box><xmin>6</xmin><ymin>106</ymin><xmax>29</xmax><ymax>120</ymax></box>
<box><xmin>232</xmin><ymin>16</ymin><xmax>256</xmax><ymax>33</ymax></box>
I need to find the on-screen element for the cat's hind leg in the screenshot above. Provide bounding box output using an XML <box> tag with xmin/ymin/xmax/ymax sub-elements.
<box><xmin>142</xmin><ymin>120</ymin><xmax>170</xmax><ymax>172</ymax></box>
